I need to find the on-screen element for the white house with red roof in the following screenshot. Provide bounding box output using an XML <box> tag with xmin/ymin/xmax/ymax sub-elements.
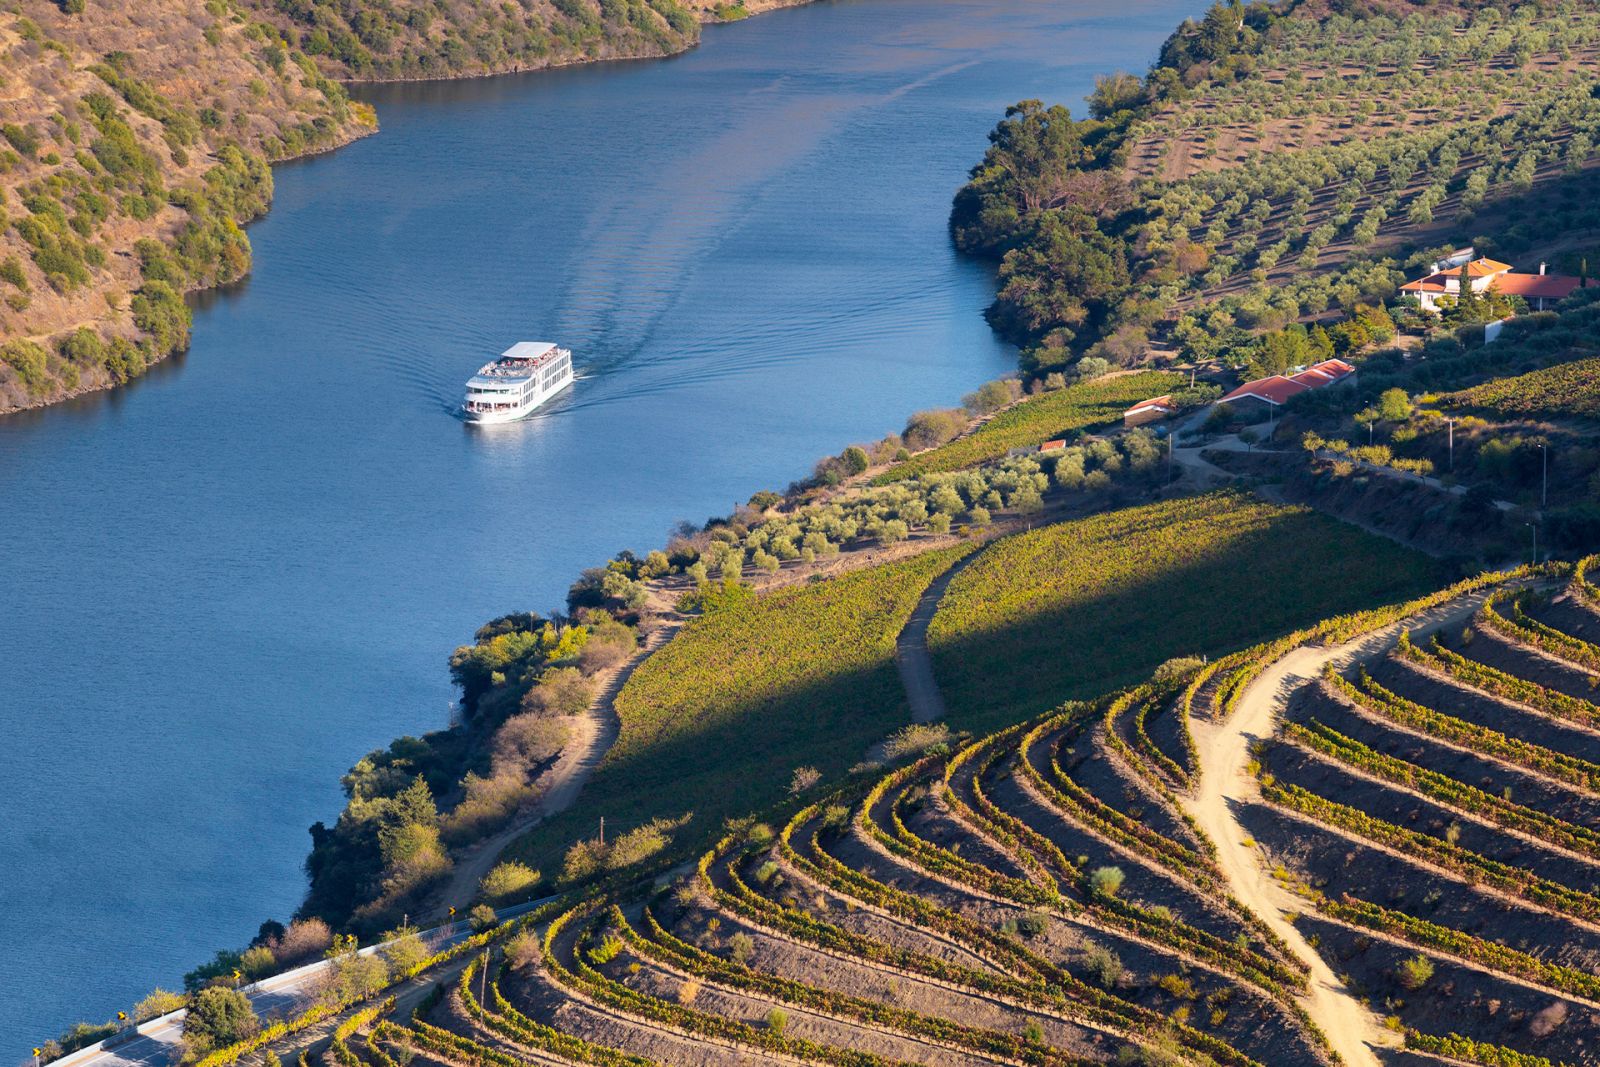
<box><xmin>1401</xmin><ymin>255</ymin><xmax>1584</xmax><ymax>312</ymax></box>
<box><xmin>1220</xmin><ymin>358</ymin><xmax>1356</xmax><ymax>410</ymax></box>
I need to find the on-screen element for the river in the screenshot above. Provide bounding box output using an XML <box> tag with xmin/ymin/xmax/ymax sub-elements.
<box><xmin>0</xmin><ymin>0</ymin><xmax>1196</xmax><ymax>1043</ymax></box>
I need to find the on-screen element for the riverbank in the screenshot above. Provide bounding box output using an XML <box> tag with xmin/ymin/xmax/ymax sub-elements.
<box><xmin>15</xmin><ymin>0</ymin><xmax>1154</xmax><ymax>1040</ymax></box>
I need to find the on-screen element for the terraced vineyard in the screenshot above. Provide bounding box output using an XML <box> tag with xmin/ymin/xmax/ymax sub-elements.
<box><xmin>361</xmin><ymin>663</ymin><xmax>1338</xmax><ymax>1067</ymax></box>
<box><xmin>326</xmin><ymin>581</ymin><xmax>1573</xmax><ymax>1067</ymax></box>
<box><xmin>291</xmin><ymin>545</ymin><xmax>1600</xmax><ymax>1067</ymax></box>
<box><xmin>1246</xmin><ymin>568</ymin><xmax>1600</xmax><ymax>1066</ymax></box>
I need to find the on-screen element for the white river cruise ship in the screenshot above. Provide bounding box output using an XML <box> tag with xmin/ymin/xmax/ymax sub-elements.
<box><xmin>462</xmin><ymin>342</ymin><xmax>574</xmax><ymax>424</ymax></box>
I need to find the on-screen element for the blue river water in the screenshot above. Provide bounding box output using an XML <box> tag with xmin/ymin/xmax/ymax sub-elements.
<box><xmin>0</xmin><ymin>0</ymin><xmax>1197</xmax><ymax>1043</ymax></box>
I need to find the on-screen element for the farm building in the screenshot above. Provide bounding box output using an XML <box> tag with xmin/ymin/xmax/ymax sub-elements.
<box><xmin>1123</xmin><ymin>395</ymin><xmax>1178</xmax><ymax>427</ymax></box>
<box><xmin>1220</xmin><ymin>359</ymin><xmax>1356</xmax><ymax>412</ymax></box>
<box><xmin>1401</xmin><ymin>255</ymin><xmax>1584</xmax><ymax>312</ymax></box>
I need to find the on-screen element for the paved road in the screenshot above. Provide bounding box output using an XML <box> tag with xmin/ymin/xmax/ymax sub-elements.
<box><xmin>56</xmin><ymin>897</ymin><xmax>554</xmax><ymax>1067</ymax></box>
<box><xmin>1180</xmin><ymin>591</ymin><xmax>1497</xmax><ymax>1067</ymax></box>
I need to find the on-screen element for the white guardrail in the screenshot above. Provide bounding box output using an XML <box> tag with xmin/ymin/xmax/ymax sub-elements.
<box><xmin>45</xmin><ymin>895</ymin><xmax>558</xmax><ymax>1067</ymax></box>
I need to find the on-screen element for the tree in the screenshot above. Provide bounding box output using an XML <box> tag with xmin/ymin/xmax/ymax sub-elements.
<box><xmin>788</xmin><ymin>766</ymin><xmax>821</xmax><ymax>795</ymax></box>
<box><xmin>842</xmin><ymin>445</ymin><xmax>870</xmax><ymax>474</ymax></box>
<box><xmin>480</xmin><ymin>861</ymin><xmax>541</xmax><ymax>903</ymax></box>
<box><xmin>578</xmin><ymin>619</ymin><xmax>636</xmax><ymax>673</ymax></box>
<box><xmin>1378</xmin><ymin>388</ymin><xmax>1412</xmax><ymax>422</ymax></box>
<box><xmin>1088</xmin><ymin>72</ymin><xmax>1144</xmax><ymax>119</ymax></box>
<box><xmin>380</xmin><ymin>924</ymin><xmax>430</xmax><ymax>976</ymax></box>
<box><xmin>182</xmin><ymin>987</ymin><xmax>258</xmax><ymax>1060</ymax></box>
<box><xmin>902</xmin><ymin>409</ymin><xmax>967</xmax><ymax>451</ymax></box>
<box><xmin>317</xmin><ymin>934</ymin><xmax>388</xmax><ymax>1006</ymax></box>
<box><xmin>949</xmin><ymin>99</ymin><xmax>1089</xmax><ymax>252</ymax></box>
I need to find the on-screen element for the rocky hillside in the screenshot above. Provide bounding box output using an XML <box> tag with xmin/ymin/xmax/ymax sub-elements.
<box><xmin>0</xmin><ymin>0</ymin><xmax>807</xmax><ymax>415</ymax></box>
<box><xmin>0</xmin><ymin>1</ymin><xmax>373</xmax><ymax>413</ymax></box>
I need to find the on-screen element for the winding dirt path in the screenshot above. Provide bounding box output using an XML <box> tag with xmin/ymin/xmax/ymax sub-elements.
<box><xmin>1181</xmin><ymin>591</ymin><xmax>1502</xmax><ymax>1067</ymax></box>
<box><xmin>894</xmin><ymin>547</ymin><xmax>985</xmax><ymax>723</ymax></box>
<box><xmin>428</xmin><ymin>618</ymin><xmax>683</xmax><ymax>916</ymax></box>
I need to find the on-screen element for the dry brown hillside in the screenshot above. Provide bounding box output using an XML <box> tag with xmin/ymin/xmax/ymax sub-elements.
<box><xmin>0</xmin><ymin>1</ymin><xmax>373</xmax><ymax>413</ymax></box>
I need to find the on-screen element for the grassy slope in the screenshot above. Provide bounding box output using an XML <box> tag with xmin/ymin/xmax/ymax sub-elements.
<box><xmin>928</xmin><ymin>490</ymin><xmax>1447</xmax><ymax>735</ymax></box>
<box><xmin>875</xmin><ymin>371</ymin><xmax>1184</xmax><ymax>484</ymax></box>
<box><xmin>506</xmin><ymin>543</ymin><xmax>975</xmax><ymax>872</ymax></box>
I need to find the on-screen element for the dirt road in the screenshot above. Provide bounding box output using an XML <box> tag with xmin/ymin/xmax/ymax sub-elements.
<box><xmin>1182</xmin><ymin>591</ymin><xmax>1497</xmax><ymax>1067</ymax></box>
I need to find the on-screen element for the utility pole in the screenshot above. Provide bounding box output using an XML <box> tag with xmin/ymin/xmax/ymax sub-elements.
<box><xmin>1528</xmin><ymin>521</ymin><xmax>1538</xmax><ymax>565</ymax></box>
<box><xmin>599</xmin><ymin>816</ymin><xmax>605</xmax><ymax>847</ymax></box>
<box><xmin>1447</xmin><ymin>418</ymin><xmax>1455</xmax><ymax>472</ymax></box>
<box><xmin>1168</xmin><ymin>431</ymin><xmax>1175</xmax><ymax>484</ymax></box>
<box><xmin>1541</xmin><ymin>442</ymin><xmax>1548</xmax><ymax>510</ymax></box>
<box><xmin>480</xmin><ymin>949</ymin><xmax>489</xmax><ymax>1022</ymax></box>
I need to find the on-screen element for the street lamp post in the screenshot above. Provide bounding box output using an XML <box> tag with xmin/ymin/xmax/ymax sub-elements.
<box><xmin>1541</xmin><ymin>443</ymin><xmax>1548</xmax><ymax>510</ymax></box>
<box><xmin>1527</xmin><ymin>521</ymin><xmax>1539</xmax><ymax>565</ymax></box>
<box><xmin>1447</xmin><ymin>417</ymin><xmax>1455</xmax><ymax>472</ymax></box>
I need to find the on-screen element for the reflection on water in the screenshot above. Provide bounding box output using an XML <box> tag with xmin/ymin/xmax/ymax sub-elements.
<box><xmin>0</xmin><ymin>0</ymin><xmax>1200</xmax><ymax>1040</ymax></box>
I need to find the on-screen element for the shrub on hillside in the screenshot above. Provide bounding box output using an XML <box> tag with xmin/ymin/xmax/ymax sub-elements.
<box><xmin>882</xmin><ymin>722</ymin><xmax>951</xmax><ymax>762</ymax></box>
<box><xmin>1398</xmin><ymin>954</ymin><xmax>1435</xmax><ymax>990</ymax></box>
<box><xmin>522</xmin><ymin>666</ymin><xmax>595</xmax><ymax>717</ymax></box>
<box><xmin>1086</xmin><ymin>866</ymin><xmax>1125</xmax><ymax>899</ymax></box>
<box><xmin>480</xmin><ymin>861</ymin><xmax>541</xmax><ymax>903</ymax></box>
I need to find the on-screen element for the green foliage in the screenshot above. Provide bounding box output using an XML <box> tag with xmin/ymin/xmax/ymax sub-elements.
<box><xmin>1086</xmin><ymin>865</ymin><xmax>1125</xmax><ymax>899</ymax></box>
<box><xmin>954</xmin><ymin>0</ymin><xmax>1600</xmax><ymax>365</ymax></box>
<box><xmin>929</xmin><ymin>491</ymin><xmax>1443</xmax><ymax>732</ymax></box>
<box><xmin>2</xmin><ymin>340</ymin><xmax>53</xmax><ymax>396</ymax></box>
<box><xmin>449</xmin><ymin>612</ymin><xmax>588</xmax><ymax>714</ymax></box>
<box><xmin>303</xmin><ymin>774</ymin><xmax>448</xmax><ymax>931</ymax></box>
<box><xmin>183</xmin><ymin>987</ymin><xmax>259</xmax><ymax>1060</ymax></box>
<box><xmin>878</xmin><ymin>371</ymin><xmax>1183</xmax><ymax>482</ymax></box>
<box><xmin>480</xmin><ymin>860</ymin><xmax>541</xmax><ymax>903</ymax></box>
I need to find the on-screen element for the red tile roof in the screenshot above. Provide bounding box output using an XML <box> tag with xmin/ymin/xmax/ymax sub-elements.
<box><xmin>1490</xmin><ymin>273</ymin><xmax>1585</xmax><ymax>300</ymax></box>
<box><xmin>1039</xmin><ymin>439</ymin><xmax>1067</xmax><ymax>452</ymax></box>
<box><xmin>1221</xmin><ymin>375</ymin><xmax>1309</xmax><ymax>406</ymax></box>
<box><xmin>1222</xmin><ymin>360</ymin><xmax>1354</xmax><ymax>407</ymax></box>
